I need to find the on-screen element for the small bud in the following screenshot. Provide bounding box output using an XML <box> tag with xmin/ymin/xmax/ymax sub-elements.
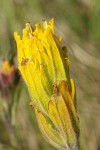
<box><xmin>0</xmin><ymin>59</ymin><xmax>20</xmax><ymax>101</ymax></box>
<box><xmin>0</xmin><ymin>60</ymin><xmax>15</xmax><ymax>87</ymax></box>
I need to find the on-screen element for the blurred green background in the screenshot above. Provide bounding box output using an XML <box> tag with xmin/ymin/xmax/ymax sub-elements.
<box><xmin>0</xmin><ymin>0</ymin><xmax>100</xmax><ymax>150</ymax></box>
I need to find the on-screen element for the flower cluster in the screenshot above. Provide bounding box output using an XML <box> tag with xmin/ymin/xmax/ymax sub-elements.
<box><xmin>14</xmin><ymin>19</ymin><xmax>79</xmax><ymax>150</ymax></box>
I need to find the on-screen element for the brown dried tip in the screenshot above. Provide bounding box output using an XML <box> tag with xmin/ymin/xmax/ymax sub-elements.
<box><xmin>29</xmin><ymin>101</ymin><xmax>35</xmax><ymax>108</ymax></box>
<box><xmin>21</xmin><ymin>58</ymin><xmax>29</xmax><ymax>66</ymax></box>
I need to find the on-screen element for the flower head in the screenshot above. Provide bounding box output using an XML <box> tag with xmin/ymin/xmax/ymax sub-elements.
<box><xmin>14</xmin><ymin>19</ymin><xmax>79</xmax><ymax>149</ymax></box>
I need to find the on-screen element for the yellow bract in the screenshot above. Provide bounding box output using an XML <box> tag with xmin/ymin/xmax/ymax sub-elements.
<box><xmin>35</xmin><ymin>109</ymin><xmax>65</xmax><ymax>149</ymax></box>
<box><xmin>34</xmin><ymin>80</ymin><xmax>79</xmax><ymax>149</ymax></box>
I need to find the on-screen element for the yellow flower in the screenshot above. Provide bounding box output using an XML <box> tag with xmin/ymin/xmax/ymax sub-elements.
<box><xmin>14</xmin><ymin>19</ymin><xmax>70</xmax><ymax>113</ymax></box>
<box><xmin>1</xmin><ymin>60</ymin><xmax>14</xmax><ymax>76</ymax></box>
<box><xmin>0</xmin><ymin>60</ymin><xmax>15</xmax><ymax>86</ymax></box>
<box><xmin>14</xmin><ymin>19</ymin><xmax>79</xmax><ymax>149</ymax></box>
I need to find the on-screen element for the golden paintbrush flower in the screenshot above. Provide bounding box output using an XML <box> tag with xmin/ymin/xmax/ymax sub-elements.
<box><xmin>0</xmin><ymin>60</ymin><xmax>15</xmax><ymax>86</ymax></box>
<box><xmin>14</xmin><ymin>19</ymin><xmax>80</xmax><ymax>150</ymax></box>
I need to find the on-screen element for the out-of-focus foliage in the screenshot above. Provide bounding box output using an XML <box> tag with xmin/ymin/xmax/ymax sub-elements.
<box><xmin>0</xmin><ymin>0</ymin><xmax>100</xmax><ymax>150</ymax></box>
